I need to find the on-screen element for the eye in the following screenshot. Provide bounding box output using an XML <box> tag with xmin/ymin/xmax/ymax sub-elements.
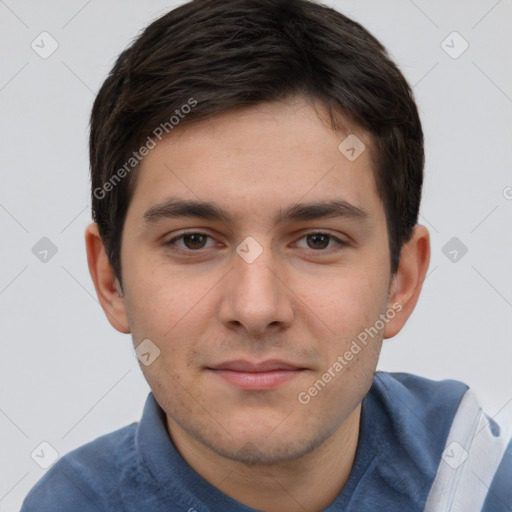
<box><xmin>295</xmin><ymin>232</ymin><xmax>346</xmax><ymax>252</ymax></box>
<box><xmin>165</xmin><ymin>231</ymin><xmax>347</xmax><ymax>256</ymax></box>
<box><xmin>166</xmin><ymin>232</ymin><xmax>216</xmax><ymax>252</ymax></box>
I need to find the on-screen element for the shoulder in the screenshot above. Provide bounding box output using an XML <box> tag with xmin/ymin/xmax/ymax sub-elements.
<box><xmin>360</xmin><ymin>372</ymin><xmax>469</xmax><ymax>502</ymax></box>
<box><xmin>366</xmin><ymin>371</ymin><xmax>469</xmax><ymax>460</ymax></box>
<box><xmin>367</xmin><ymin>372</ymin><xmax>512</xmax><ymax>511</ymax></box>
<box><xmin>368</xmin><ymin>371</ymin><xmax>469</xmax><ymax>437</ymax></box>
<box><xmin>480</xmin><ymin>437</ymin><xmax>512</xmax><ymax>511</ymax></box>
<box><xmin>20</xmin><ymin>423</ymin><xmax>138</xmax><ymax>512</ymax></box>
<box><xmin>423</xmin><ymin>383</ymin><xmax>512</xmax><ymax>511</ymax></box>
<box><xmin>371</xmin><ymin>370</ymin><xmax>469</xmax><ymax>408</ymax></box>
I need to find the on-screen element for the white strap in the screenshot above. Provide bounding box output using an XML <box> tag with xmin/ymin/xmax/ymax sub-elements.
<box><xmin>424</xmin><ymin>389</ymin><xmax>510</xmax><ymax>512</ymax></box>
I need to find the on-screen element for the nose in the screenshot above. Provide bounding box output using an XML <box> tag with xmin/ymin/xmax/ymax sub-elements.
<box><xmin>218</xmin><ymin>240</ymin><xmax>294</xmax><ymax>338</ymax></box>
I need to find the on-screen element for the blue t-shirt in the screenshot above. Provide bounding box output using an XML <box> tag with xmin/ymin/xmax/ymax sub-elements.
<box><xmin>21</xmin><ymin>372</ymin><xmax>512</xmax><ymax>511</ymax></box>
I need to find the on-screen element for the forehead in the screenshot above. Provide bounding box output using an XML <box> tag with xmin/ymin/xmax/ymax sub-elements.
<box><xmin>127</xmin><ymin>98</ymin><xmax>383</xmax><ymax>227</ymax></box>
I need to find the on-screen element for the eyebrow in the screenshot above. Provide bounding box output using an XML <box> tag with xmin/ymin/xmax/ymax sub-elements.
<box><xmin>143</xmin><ymin>198</ymin><xmax>370</xmax><ymax>225</ymax></box>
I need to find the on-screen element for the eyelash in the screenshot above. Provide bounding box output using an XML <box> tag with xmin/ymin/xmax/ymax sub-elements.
<box><xmin>165</xmin><ymin>231</ymin><xmax>347</xmax><ymax>256</ymax></box>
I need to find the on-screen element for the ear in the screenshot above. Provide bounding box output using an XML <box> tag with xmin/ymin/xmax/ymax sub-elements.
<box><xmin>383</xmin><ymin>225</ymin><xmax>430</xmax><ymax>339</ymax></box>
<box><xmin>85</xmin><ymin>222</ymin><xmax>130</xmax><ymax>334</ymax></box>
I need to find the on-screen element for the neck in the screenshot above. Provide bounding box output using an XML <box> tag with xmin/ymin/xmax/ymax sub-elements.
<box><xmin>166</xmin><ymin>404</ymin><xmax>361</xmax><ymax>512</ymax></box>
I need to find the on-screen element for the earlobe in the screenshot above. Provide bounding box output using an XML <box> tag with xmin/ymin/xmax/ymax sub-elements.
<box><xmin>383</xmin><ymin>225</ymin><xmax>430</xmax><ymax>339</ymax></box>
<box><xmin>85</xmin><ymin>223</ymin><xmax>131</xmax><ymax>334</ymax></box>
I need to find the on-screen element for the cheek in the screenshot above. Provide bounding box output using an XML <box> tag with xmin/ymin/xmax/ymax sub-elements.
<box><xmin>124</xmin><ymin>258</ymin><xmax>216</xmax><ymax>339</ymax></box>
<box><xmin>298</xmin><ymin>266</ymin><xmax>390</xmax><ymax>338</ymax></box>
<box><xmin>123</xmin><ymin>265</ymin><xmax>221</xmax><ymax>385</ymax></box>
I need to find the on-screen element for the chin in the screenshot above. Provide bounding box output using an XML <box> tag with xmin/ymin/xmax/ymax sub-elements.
<box><xmin>205</xmin><ymin>427</ymin><xmax>329</xmax><ymax>466</ymax></box>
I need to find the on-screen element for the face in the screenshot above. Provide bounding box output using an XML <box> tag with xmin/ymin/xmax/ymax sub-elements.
<box><xmin>118</xmin><ymin>97</ymin><xmax>395</xmax><ymax>464</ymax></box>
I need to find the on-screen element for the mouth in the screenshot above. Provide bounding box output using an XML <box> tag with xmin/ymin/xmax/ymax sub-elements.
<box><xmin>205</xmin><ymin>359</ymin><xmax>307</xmax><ymax>391</ymax></box>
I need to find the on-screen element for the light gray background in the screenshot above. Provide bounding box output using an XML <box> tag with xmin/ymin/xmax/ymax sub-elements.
<box><xmin>1</xmin><ymin>1</ymin><xmax>511</xmax><ymax>510</ymax></box>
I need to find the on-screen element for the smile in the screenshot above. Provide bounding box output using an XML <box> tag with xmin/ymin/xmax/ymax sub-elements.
<box><xmin>206</xmin><ymin>360</ymin><xmax>307</xmax><ymax>391</ymax></box>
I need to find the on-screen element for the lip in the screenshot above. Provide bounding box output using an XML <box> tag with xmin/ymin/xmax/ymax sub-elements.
<box><xmin>209</xmin><ymin>359</ymin><xmax>304</xmax><ymax>372</ymax></box>
<box><xmin>206</xmin><ymin>359</ymin><xmax>307</xmax><ymax>391</ymax></box>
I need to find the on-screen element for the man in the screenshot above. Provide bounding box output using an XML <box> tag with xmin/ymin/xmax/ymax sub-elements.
<box><xmin>21</xmin><ymin>0</ymin><xmax>511</xmax><ymax>510</ymax></box>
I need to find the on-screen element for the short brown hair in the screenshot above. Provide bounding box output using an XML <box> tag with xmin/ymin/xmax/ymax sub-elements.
<box><xmin>90</xmin><ymin>0</ymin><xmax>424</xmax><ymax>283</ymax></box>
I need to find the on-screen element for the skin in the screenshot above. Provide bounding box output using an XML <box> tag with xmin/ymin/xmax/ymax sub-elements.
<box><xmin>86</xmin><ymin>96</ymin><xmax>430</xmax><ymax>512</ymax></box>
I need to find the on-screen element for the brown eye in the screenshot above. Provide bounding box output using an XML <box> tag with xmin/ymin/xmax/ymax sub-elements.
<box><xmin>295</xmin><ymin>232</ymin><xmax>345</xmax><ymax>252</ymax></box>
<box><xmin>306</xmin><ymin>233</ymin><xmax>331</xmax><ymax>250</ymax></box>
<box><xmin>166</xmin><ymin>232</ymin><xmax>216</xmax><ymax>253</ymax></box>
<box><xmin>182</xmin><ymin>233</ymin><xmax>208</xmax><ymax>250</ymax></box>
